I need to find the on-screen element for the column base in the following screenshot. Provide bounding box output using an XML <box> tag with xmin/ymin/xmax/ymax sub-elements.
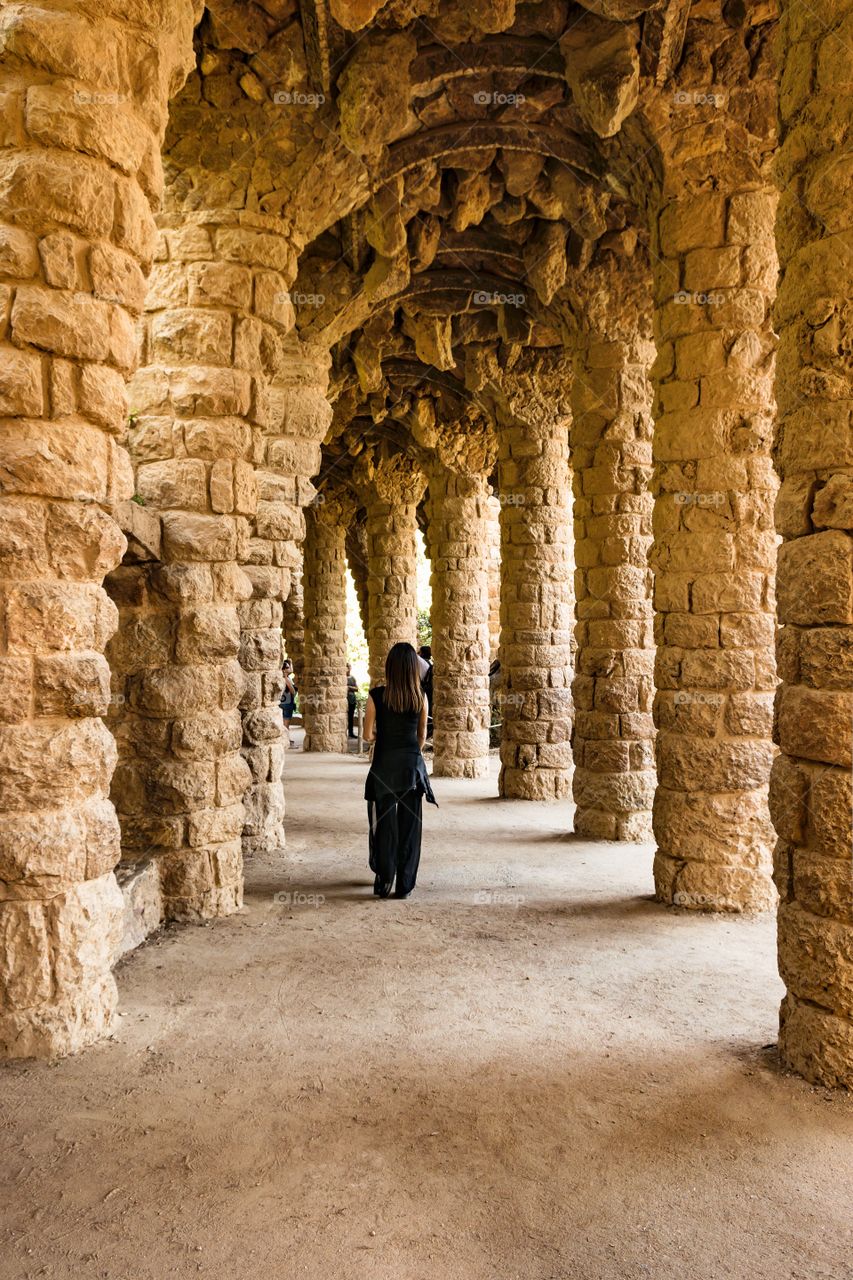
<box><xmin>242</xmin><ymin>741</ymin><xmax>286</xmax><ymax>856</ymax></box>
<box><xmin>432</xmin><ymin>756</ymin><xmax>491</xmax><ymax>779</ymax></box>
<box><xmin>653</xmin><ymin>850</ymin><xmax>776</xmax><ymax>914</ymax></box>
<box><xmin>158</xmin><ymin>842</ymin><xmax>244</xmax><ymax>923</ymax></box>
<box><xmin>652</xmin><ymin>788</ymin><xmax>775</xmax><ymax>911</ymax></box>
<box><xmin>303</xmin><ymin>733</ymin><xmax>348</xmax><ymax>753</ymax></box>
<box><xmin>779</xmin><ymin>994</ymin><xmax>853</xmax><ymax>1089</ymax></box>
<box><xmin>574</xmin><ymin>768</ymin><xmax>656</xmax><ymax>841</ymax></box>
<box><xmin>499</xmin><ymin>766</ymin><xmax>571</xmax><ymax>800</ymax></box>
<box><xmin>242</xmin><ymin>784</ymin><xmax>285</xmax><ymax>856</ymax></box>
<box><xmin>574</xmin><ymin>807</ymin><xmax>654</xmax><ymax>843</ymax></box>
<box><xmin>0</xmin><ymin>873</ymin><xmax>123</xmax><ymax>1060</ymax></box>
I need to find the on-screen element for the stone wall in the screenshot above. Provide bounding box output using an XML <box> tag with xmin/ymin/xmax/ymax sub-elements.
<box><xmin>771</xmin><ymin>0</ymin><xmax>853</xmax><ymax>1086</ymax></box>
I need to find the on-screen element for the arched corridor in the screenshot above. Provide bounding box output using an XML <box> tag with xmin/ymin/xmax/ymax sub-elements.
<box><xmin>2</xmin><ymin>750</ymin><xmax>852</xmax><ymax>1278</ymax></box>
<box><xmin>1</xmin><ymin>0</ymin><xmax>853</xmax><ymax>1265</ymax></box>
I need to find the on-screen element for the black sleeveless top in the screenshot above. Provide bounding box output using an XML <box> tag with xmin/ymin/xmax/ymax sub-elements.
<box><xmin>364</xmin><ymin>686</ymin><xmax>436</xmax><ymax>805</ymax></box>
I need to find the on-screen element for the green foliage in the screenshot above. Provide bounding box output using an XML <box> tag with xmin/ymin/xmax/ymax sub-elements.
<box><xmin>417</xmin><ymin>607</ymin><xmax>432</xmax><ymax>649</ymax></box>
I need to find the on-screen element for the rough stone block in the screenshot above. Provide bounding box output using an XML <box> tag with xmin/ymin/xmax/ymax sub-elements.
<box><xmin>777</xmin><ymin>531</ymin><xmax>853</xmax><ymax>625</ymax></box>
<box><xmin>171</xmin><ymin>709</ymin><xmax>243</xmax><ymax>761</ymax></box>
<box><xmin>0</xmin><ymin>717</ymin><xmax>116</xmax><ymax>811</ymax></box>
<box><xmin>777</xmin><ymin>686</ymin><xmax>853</xmax><ymax>767</ymax></box>
<box><xmin>90</xmin><ymin>242</ymin><xmax>147</xmax><ymax>310</ymax></box>
<box><xmin>11</xmin><ymin>285</ymin><xmax>111</xmax><ymax>361</ymax></box>
<box><xmin>136</xmin><ymin>458</ymin><xmax>208</xmax><ymax>511</ymax></box>
<box><xmin>187</xmin><ymin>260</ymin><xmax>252</xmax><ymax>309</ymax></box>
<box><xmin>34</xmin><ymin>652</ymin><xmax>111</xmax><ymax>717</ymax></box>
<box><xmin>176</xmin><ymin>606</ymin><xmax>241</xmax><ymax>662</ymax></box>
<box><xmin>6</xmin><ymin>581</ymin><xmax>117</xmax><ymax>653</ymax></box>
<box><xmin>161</xmin><ymin>512</ymin><xmax>237</xmax><ymax>563</ymax></box>
<box><xmin>0</xmin><ymin>346</ymin><xmax>43</xmax><ymax>416</ymax></box>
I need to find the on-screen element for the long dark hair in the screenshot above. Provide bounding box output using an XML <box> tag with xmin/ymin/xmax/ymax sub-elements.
<box><xmin>384</xmin><ymin>642</ymin><xmax>423</xmax><ymax>714</ymax></box>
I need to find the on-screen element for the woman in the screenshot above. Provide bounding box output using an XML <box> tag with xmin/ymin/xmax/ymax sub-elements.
<box><xmin>363</xmin><ymin>643</ymin><xmax>436</xmax><ymax>899</ymax></box>
<box><xmin>280</xmin><ymin>659</ymin><xmax>297</xmax><ymax>743</ymax></box>
<box><xmin>346</xmin><ymin>663</ymin><xmax>358</xmax><ymax>738</ymax></box>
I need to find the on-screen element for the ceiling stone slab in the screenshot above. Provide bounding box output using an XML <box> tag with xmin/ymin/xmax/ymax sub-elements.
<box><xmin>410</xmin><ymin>37</ymin><xmax>565</xmax><ymax>95</ymax></box>
<box><xmin>381</xmin><ymin>120</ymin><xmax>603</xmax><ymax>183</ymax></box>
<box><xmin>575</xmin><ymin>0</ymin><xmax>660</xmax><ymax>17</ymax></box>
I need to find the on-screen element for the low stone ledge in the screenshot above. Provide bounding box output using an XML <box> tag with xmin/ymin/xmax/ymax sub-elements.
<box><xmin>115</xmin><ymin>860</ymin><xmax>163</xmax><ymax>959</ymax></box>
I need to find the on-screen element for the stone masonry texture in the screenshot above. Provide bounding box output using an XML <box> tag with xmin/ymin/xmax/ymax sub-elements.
<box><xmin>771</xmin><ymin>0</ymin><xmax>853</xmax><ymax>1087</ymax></box>
<box><xmin>0</xmin><ymin>0</ymin><xmax>200</xmax><ymax>1058</ymax></box>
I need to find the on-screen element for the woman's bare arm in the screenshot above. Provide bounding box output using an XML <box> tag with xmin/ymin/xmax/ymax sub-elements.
<box><xmin>417</xmin><ymin>699</ymin><xmax>427</xmax><ymax>749</ymax></box>
<box><xmin>363</xmin><ymin>693</ymin><xmax>376</xmax><ymax>742</ymax></box>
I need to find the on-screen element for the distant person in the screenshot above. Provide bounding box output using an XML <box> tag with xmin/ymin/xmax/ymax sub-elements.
<box><xmin>418</xmin><ymin>644</ymin><xmax>434</xmax><ymax>738</ymax></box>
<box><xmin>280</xmin><ymin>659</ymin><xmax>297</xmax><ymax>743</ymax></box>
<box><xmin>363</xmin><ymin>643</ymin><xmax>437</xmax><ymax>899</ymax></box>
<box><xmin>347</xmin><ymin>663</ymin><xmax>358</xmax><ymax>738</ymax></box>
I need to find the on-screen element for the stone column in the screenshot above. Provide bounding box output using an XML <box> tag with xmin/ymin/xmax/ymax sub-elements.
<box><xmin>425</xmin><ymin>467</ymin><xmax>492</xmax><ymax>778</ymax></box>
<box><xmin>571</xmin><ymin>332</ymin><xmax>656</xmax><ymax>840</ymax></box>
<box><xmin>241</xmin><ymin>346</ymin><xmax>331</xmax><ymax>854</ymax></box>
<box><xmin>281</xmin><ymin>570</ymin><xmax>305</xmax><ymax>677</ymax></box>
<box><xmin>771</xmin><ymin>0</ymin><xmax>853</xmax><ymax>1086</ymax></box>
<box><xmin>345</xmin><ymin>512</ymin><xmax>370</xmax><ymax>640</ymax></box>
<box><xmin>238</xmin><ymin>567</ymin><xmax>287</xmax><ymax>856</ymax></box>
<box><xmin>0</xmin><ymin>2</ymin><xmax>198</xmax><ymax>1057</ymax></box>
<box><xmin>649</xmin><ymin>185</ymin><xmax>778</xmax><ymax>911</ymax></box>
<box><xmin>112</xmin><ymin>213</ymin><xmax>262</xmax><ymax>920</ymax></box>
<box><xmin>354</xmin><ymin>454</ymin><xmax>426</xmax><ymax>686</ymax></box>
<box><xmin>301</xmin><ymin>494</ymin><xmax>353</xmax><ymax>753</ymax></box>
<box><xmin>486</xmin><ymin>494</ymin><xmax>502</xmax><ymax>664</ymax></box>
<box><xmin>496</xmin><ymin>413</ymin><xmax>573</xmax><ymax>800</ymax></box>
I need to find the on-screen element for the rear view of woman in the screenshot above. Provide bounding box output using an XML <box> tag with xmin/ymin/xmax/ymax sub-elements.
<box><xmin>363</xmin><ymin>642</ymin><xmax>436</xmax><ymax>899</ymax></box>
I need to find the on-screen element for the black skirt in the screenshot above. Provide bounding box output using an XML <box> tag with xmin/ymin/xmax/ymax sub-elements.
<box><xmin>365</xmin><ymin>751</ymin><xmax>436</xmax><ymax>806</ymax></box>
<box><xmin>363</xmin><ymin>685</ymin><xmax>437</xmax><ymax>807</ymax></box>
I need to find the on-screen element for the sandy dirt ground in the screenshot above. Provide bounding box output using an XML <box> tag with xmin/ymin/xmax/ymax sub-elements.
<box><xmin>2</xmin><ymin>747</ymin><xmax>852</xmax><ymax>1280</ymax></box>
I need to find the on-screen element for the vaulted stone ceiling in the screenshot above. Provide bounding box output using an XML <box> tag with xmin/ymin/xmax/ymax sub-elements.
<box><xmin>166</xmin><ymin>0</ymin><xmax>778</xmax><ymax>499</ymax></box>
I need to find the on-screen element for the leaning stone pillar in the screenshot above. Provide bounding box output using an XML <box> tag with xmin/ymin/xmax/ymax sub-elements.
<box><xmin>650</xmin><ymin>184</ymin><xmax>778</xmax><ymax>910</ymax></box>
<box><xmin>496</xmin><ymin>411</ymin><xmax>573</xmax><ymax>800</ymax></box>
<box><xmin>354</xmin><ymin>454</ymin><xmax>426</xmax><ymax>685</ymax></box>
<box><xmin>0</xmin><ymin>2</ymin><xmax>198</xmax><ymax>1057</ymax></box>
<box><xmin>771</xmin><ymin>0</ymin><xmax>853</xmax><ymax>1086</ymax></box>
<box><xmin>301</xmin><ymin>493</ymin><xmax>354</xmax><ymax>753</ymax></box>
<box><xmin>571</xmin><ymin>331</ymin><xmax>656</xmax><ymax>840</ymax></box>
<box><xmin>425</xmin><ymin>467</ymin><xmax>492</xmax><ymax>778</ymax></box>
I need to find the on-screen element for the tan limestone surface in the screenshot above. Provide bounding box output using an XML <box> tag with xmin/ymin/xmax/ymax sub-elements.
<box><xmin>771</xmin><ymin>0</ymin><xmax>853</xmax><ymax>1087</ymax></box>
<box><xmin>1</xmin><ymin>750</ymin><xmax>851</xmax><ymax>1280</ymax></box>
